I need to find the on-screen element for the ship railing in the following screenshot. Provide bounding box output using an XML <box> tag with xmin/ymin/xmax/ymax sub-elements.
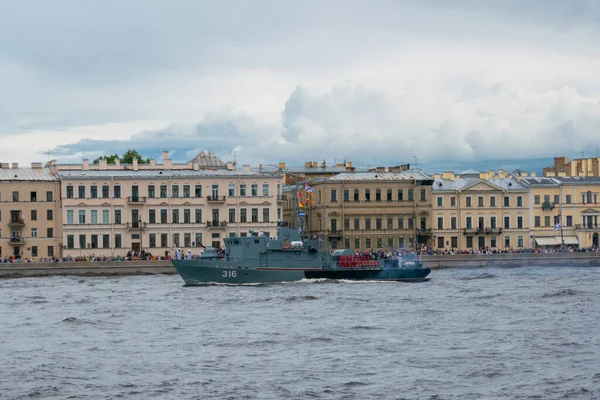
<box><xmin>337</xmin><ymin>255</ymin><xmax>381</xmax><ymax>268</ymax></box>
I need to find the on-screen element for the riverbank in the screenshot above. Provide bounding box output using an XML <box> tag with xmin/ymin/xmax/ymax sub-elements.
<box><xmin>1</xmin><ymin>252</ymin><xmax>600</xmax><ymax>279</ymax></box>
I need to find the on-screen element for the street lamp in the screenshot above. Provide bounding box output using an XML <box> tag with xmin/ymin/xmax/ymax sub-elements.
<box><xmin>139</xmin><ymin>218</ymin><xmax>143</xmax><ymax>256</ymax></box>
<box><xmin>557</xmin><ymin>212</ymin><xmax>564</xmax><ymax>251</ymax></box>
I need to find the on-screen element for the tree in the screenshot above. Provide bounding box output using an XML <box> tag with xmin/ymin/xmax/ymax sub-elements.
<box><xmin>94</xmin><ymin>149</ymin><xmax>150</xmax><ymax>164</ymax></box>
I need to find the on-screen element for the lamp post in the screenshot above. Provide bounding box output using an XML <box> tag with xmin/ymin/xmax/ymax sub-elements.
<box><xmin>139</xmin><ymin>218</ymin><xmax>143</xmax><ymax>257</ymax></box>
<box><xmin>557</xmin><ymin>212</ymin><xmax>564</xmax><ymax>251</ymax></box>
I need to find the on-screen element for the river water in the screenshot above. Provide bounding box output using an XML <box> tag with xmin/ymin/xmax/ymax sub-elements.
<box><xmin>1</xmin><ymin>267</ymin><xmax>599</xmax><ymax>400</ymax></box>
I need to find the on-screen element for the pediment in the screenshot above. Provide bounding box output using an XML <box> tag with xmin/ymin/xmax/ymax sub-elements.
<box><xmin>159</xmin><ymin>202</ymin><xmax>169</xmax><ymax>206</ymax></box>
<box><xmin>77</xmin><ymin>202</ymin><xmax>86</xmax><ymax>207</ymax></box>
<box><xmin>261</xmin><ymin>201</ymin><xmax>272</xmax><ymax>206</ymax></box>
<box><xmin>101</xmin><ymin>202</ymin><xmax>111</xmax><ymax>207</ymax></box>
<box><xmin>239</xmin><ymin>201</ymin><xmax>249</xmax><ymax>206</ymax></box>
<box><xmin>183</xmin><ymin>202</ymin><xmax>192</xmax><ymax>206</ymax></box>
<box><xmin>461</xmin><ymin>180</ymin><xmax>503</xmax><ymax>192</ymax></box>
<box><xmin>328</xmin><ymin>211</ymin><xmax>340</xmax><ymax>217</ymax></box>
<box><xmin>581</xmin><ymin>208</ymin><xmax>599</xmax><ymax>214</ymax></box>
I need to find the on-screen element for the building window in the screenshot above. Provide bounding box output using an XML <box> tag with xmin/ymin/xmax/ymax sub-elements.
<box><xmin>387</xmin><ymin>218</ymin><xmax>393</xmax><ymax>229</ymax></box>
<box><xmin>195</xmin><ymin>209</ymin><xmax>202</xmax><ymax>223</ymax></box>
<box><xmin>490</xmin><ymin>216</ymin><xmax>496</xmax><ymax>229</ymax></box>
<box><xmin>228</xmin><ymin>184</ymin><xmax>235</xmax><ymax>197</ymax></box>
<box><xmin>79</xmin><ymin>234</ymin><xmax>86</xmax><ymax>249</ymax></box>
<box><xmin>397</xmin><ymin>217</ymin><xmax>403</xmax><ymax>229</ymax></box>
<box><xmin>90</xmin><ymin>186</ymin><xmax>98</xmax><ymax>199</ymax></box>
<box><xmin>31</xmin><ymin>210</ymin><xmax>37</xmax><ymax>221</ymax></box>
<box><xmin>408</xmin><ymin>218</ymin><xmax>414</xmax><ymax>229</ymax></box>
<box><xmin>451</xmin><ymin>217</ymin><xmax>457</xmax><ymax>230</ymax></box>
<box><xmin>437</xmin><ymin>197</ymin><xmax>443</xmax><ymax>207</ymax></box>
<box><xmin>534</xmin><ymin>216</ymin><xmax>540</xmax><ymax>227</ymax></box>
<box><xmin>331</xmin><ymin>189</ymin><xmax>337</xmax><ymax>202</ymax></box>
<box><xmin>354</xmin><ymin>218</ymin><xmax>360</xmax><ymax>230</ymax></box>
<box><xmin>160</xmin><ymin>209</ymin><xmax>167</xmax><ymax>224</ymax></box>
<box><xmin>451</xmin><ymin>236</ymin><xmax>458</xmax><ymax>248</ymax></box>
<box><xmin>466</xmin><ymin>197</ymin><xmax>472</xmax><ymax>207</ymax></box>
<box><xmin>343</xmin><ymin>190</ymin><xmax>350</xmax><ymax>201</ymax></box>
<box><xmin>149</xmin><ymin>209</ymin><xmax>156</xmax><ymax>224</ymax></box>
<box><xmin>365</xmin><ymin>219</ymin><xmax>371</xmax><ymax>230</ymax></box>
<box><xmin>504</xmin><ymin>216</ymin><xmax>510</xmax><ymax>229</ymax></box>
<box><xmin>239</xmin><ymin>184</ymin><xmax>246</xmax><ymax>197</ymax></box>
<box><xmin>534</xmin><ymin>195</ymin><xmax>540</xmax><ymax>204</ymax></box>
<box><xmin>365</xmin><ymin>238</ymin><xmax>371</xmax><ymax>248</ymax></box>
<box><xmin>353</xmin><ymin>189</ymin><xmax>359</xmax><ymax>201</ymax></box>
<box><xmin>78</xmin><ymin>210</ymin><xmax>86</xmax><ymax>224</ymax></box>
<box><xmin>183</xmin><ymin>185</ymin><xmax>191</xmax><ymax>198</ymax></box>
<box><xmin>46</xmin><ymin>227</ymin><xmax>53</xmax><ymax>238</ymax></box>
<box><xmin>31</xmin><ymin>228</ymin><xmax>37</xmax><ymax>238</ymax></box>
<box><xmin>544</xmin><ymin>216</ymin><xmax>550</xmax><ymax>227</ymax></box>
<box><xmin>115</xmin><ymin>234</ymin><xmax>122</xmax><ymax>248</ymax></box>
<box><xmin>160</xmin><ymin>185</ymin><xmax>167</xmax><ymax>198</ymax></box>
<box><xmin>386</xmin><ymin>189</ymin><xmax>392</xmax><ymax>201</ymax></box>
<box><xmin>78</xmin><ymin>185</ymin><xmax>85</xmax><ymax>198</ymax></box>
<box><xmin>183</xmin><ymin>209</ymin><xmax>191</xmax><ymax>224</ymax></box>
<box><xmin>354</xmin><ymin>238</ymin><xmax>360</xmax><ymax>249</ymax></box>
<box><xmin>437</xmin><ymin>217</ymin><xmax>443</xmax><ymax>230</ymax></box>
<box><xmin>193</xmin><ymin>184</ymin><xmax>202</xmax><ymax>198</ymax></box>
<box><xmin>504</xmin><ymin>196</ymin><xmax>510</xmax><ymax>207</ymax></box>
<box><xmin>114</xmin><ymin>186</ymin><xmax>121</xmax><ymax>198</ymax></box>
<box><xmin>184</xmin><ymin>233</ymin><xmax>191</xmax><ymax>247</ymax></box>
<box><xmin>148</xmin><ymin>185</ymin><xmax>155</xmax><ymax>198</ymax></box>
<box><xmin>376</xmin><ymin>218</ymin><xmax>382</xmax><ymax>230</ymax></box>
<box><xmin>331</xmin><ymin>219</ymin><xmax>338</xmax><ymax>231</ymax></box>
<box><xmin>66</xmin><ymin>186</ymin><xmax>73</xmax><ymax>199</ymax></box>
<box><xmin>172</xmin><ymin>185</ymin><xmax>179</xmax><ymax>198</ymax></box>
<box><xmin>172</xmin><ymin>209</ymin><xmax>179</xmax><ymax>224</ymax></box>
<box><xmin>375</xmin><ymin>189</ymin><xmax>381</xmax><ymax>201</ymax></box>
<box><xmin>504</xmin><ymin>236</ymin><xmax>510</xmax><ymax>247</ymax></box>
<box><xmin>31</xmin><ymin>246</ymin><xmax>38</xmax><ymax>257</ymax></box>
<box><xmin>518</xmin><ymin>236</ymin><xmax>524</xmax><ymax>247</ymax></box>
<box><xmin>67</xmin><ymin>235</ymin><xmax>74</xmax><ymax>249</ymax></box>
<box><xmin>365</xmin><ymin>189</ymin><xmax>371</xmax><ymax>201</ymax></box>
<box><xmin>102</xmin><ymin>234</ymin><xmax>109</xmax><ymax>248</ymax></box>
<box><xmin>517</xmin><ymin>216</ymin><xmax>523</xmax><ymax>229</ymax></box>
<box><xmin>466</xmin><ymin>217</ymin><xmax>472</xmax><ymax>229</ymax></box>
<box><xmin>91</xmin><ymin>210</ymin><xmax>98</xmax><ymax>224</ymax></box>
<box><xmin>553</xmin><ymin>194</ymin><xmax>559</xmax><ymax>204</ymax></box>
<box><xmin>251</xmin><ymin>184</ymin><xmax>258</xmax><ymax>196</ymax></box>
<box><xmin>566</xmin><ymin>194</ymin><xmax>571</xmax><ymax>204</ymax></box>
<box><xmin>46</xmin><ymin>191</ymin><xmax>53</xmax><ymax>201</ymax></box>
<box><xmin>407</xmin><ymin>189</ymin><xmax>413</xmax><ymax>201</ymax></box>
<box><xmin>229</xmin><ymin>209</ymin><xmax>236</xmax><ymax>223</ymax></box>
<box><xmin>478</xmin><ymin>196</ymin><xmax>484</xmax><ymax>207</ymax></box>
<box><xmin>102</xmin><ymin>210</ymin><xmax>109</xmax><ymax>224</ymax></box>
<box><xmin>490</xmin><ymin>197</ymin><xmax>496</xmax><ymax>207</ymax></box>
<box><xmin>420</xmin><ymin>189</ymin><xmax>426</xmax><ymax>201</ymax></box>
<box><xmin>450</xmin><ymin>197</ymin><xmax>456</xmax><ymax>207</ymax></box>
<box><xmin>263</xmin><ymin>208</ymin><xmax>270</xmax><ymax>222</ymax></box>
<box><xmin>195</xmin><ymin>233</ymin><xmax>203</xmax><ymax>247</ymax></box>
<box><xmin>566</xmin><ymin>216</ymin><xmax>573</xmax><ymax>227</ymax></box>
<box><xmin>490</xmin><ymin>236</ymin><xmax>497</xmax><ymax>248</ymax></box>
<box><xmin>466</xmin><ymin>236</ymin><xmax>473</xmax><ymax>248</ymax></box>
<box><xmin>173</xmin><ymin>233</ymin><xmax>180</xmax><ymax>247</ymax></box>
<box><xmin>102</xmin><ymin>185</ymin><xmax>109</xmax><ymax>199</ymax></box>
<box><xmin>66</xmin><ymin>210</ymin><xmax>74</xmax><ymax>224</ymax></box>
<box><xmin>47</xmin><ymin>246</ymin><xmax>54</xmax><ymax>257</ymax></box>
<box><xmin>344</xmin><ymin>219</ymin><xmax>350</xmax><ymax>230</ymax></box>
<box><xmin>30</xmin><ymin>191</ymin><xmax>37</xmax><ymax>202</ymax></box>
<box><xmin>45</xmin><ymin>209</ymin><xmax>52</xmax><ymax>221</ymax></box>
<box><xmin>149</xmin><ymin>233</ymin><xmax>156</xmax><ymax>248</ymax></box>
<box><xmin>262</xmin><ymin>184</ymin><xmax>269</xmax><ymax>197</ymax></box>
<box><xmin>160</xmin><ymin>233</ymin><xmax>168</xmax><ymax>248</ymax></box>
<box><xmin>240</xmin><ymin>208</ymin><xmax>247</xmax><ymax>223</ymax></box>
<box><xmin>114</xmin><ymin>209</ymin><xmax>122</xmax><ymax>224</ymax></box>
<box><xmin>91</xmin><ymin>234</ymin><xmax>98</xmax><ymax>249</ymax></box>
<box><xmin>397</xmin><ymin>189</ymin><xmax>403</xmax><ymax>201</ymax></box>
<box><xmin>251</xmin><ymin>208</ymin><xmax>258</xmax><ymax>223</ymax></box>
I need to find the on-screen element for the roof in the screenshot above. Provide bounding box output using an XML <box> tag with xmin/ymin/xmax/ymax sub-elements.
<box><xmin>433</xmin><ymin>176</ymin><xmax>528</xmax><ymax>191</ymax></box>
<box><xmin>324</xmin><ymin>170</ymin><xmax>433</xmax><ymax>181</ymax></box>
<box><xmin>251</xmin><ymin>165</ymin><xmax>364</xmax><ymax>174</ymax></box>
<box><xmin>56</xmin><ymin>169</ymin><xmax>282</xmax><ymax>180</ymax></box>
<box><xmin>521</xmin><ymin>177</ymin><xmax>561</xmax><ymax>186</ymax></box>
<box><xmin>189</xmin><ymin>150</ymin><xmax>228</xmax><ymax>168</ymax></box>
<box><xmin>460</xmin><ymin>169</ymin><xmax>480</xmax><ymax>176</ymax></box>
<box><xmin>0</xmin><ymin>168</ymin><xmax>57</xmax><ymax>181</ymax></box>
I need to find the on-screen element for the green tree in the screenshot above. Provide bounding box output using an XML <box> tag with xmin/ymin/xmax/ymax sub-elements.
<box><xmin>94</xmin><ymin>149</ymin><xmax>150</xmax><ymax>164</ymax></box>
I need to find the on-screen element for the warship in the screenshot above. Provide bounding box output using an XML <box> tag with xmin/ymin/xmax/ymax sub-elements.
<box><xmin>171</xmin><ymin>222</ymin><xmax>431</xmax><ymax>285</ymax></box>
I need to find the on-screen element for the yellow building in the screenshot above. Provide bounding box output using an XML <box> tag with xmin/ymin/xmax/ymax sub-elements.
<box><xmin>431</xmin><ymin>170</ymin><xmax>530</xmax><ymax>250</ymax></box>
<box><xmin>285</xmin><ymin>170</ymin><xmax>434</xmax><ymax>250</ymax></box>
<box><xmin>0</xmin><ymin>163</ymin><xmax>62</xmax><ymax>259</ymax></box>
<box><xmin>543</xmin><ymin>156</ymin><xmax>600</xmax><ymax>177</ymax></box>
<box><xmin>523</xmin><ymin>176</ymin><xmax>600</xmax><ymax>248</ymax></box>
<box><xmin>50</xmin><ymin>151</ymin><xmax>284</xmax><ymax>257</ymax></box>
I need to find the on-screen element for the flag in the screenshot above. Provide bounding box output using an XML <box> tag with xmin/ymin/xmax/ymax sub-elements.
<box><xmin>554</xmin><ymin>223</ymin><xmax>561</xmax><ymax>232</ymax></box>
<box><xmin>299</xmin><ymin>202</ymin><xmax>305</xmax><ymax>208</ymax></box>
<box><xmin>306</xmin><ymin>197</ymin><xmax>312</xmax><ymax>203</ymax></box>
<box><xmin>305</xmin><ymin>183</ymin><xmax>315</xmax><ymax>193</ymax></box>
<box><xmin>298</xmin><ymin>191</ymin><xmax>303</xmax><ymax>198</ymax></box>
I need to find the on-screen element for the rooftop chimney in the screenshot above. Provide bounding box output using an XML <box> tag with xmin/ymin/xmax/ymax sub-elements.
<box><xmin>82</xmin><ymin>159</ymin><xmax>89</xmax><ymax>170</ymax></box>
<box><xmin>162</xmin><ymin>151</ymin><xmax>170</xmax><ymax>161</ymax></box>
<box><xmin>132</xmin><ymin>158</ymin><xmax>139</xmax><ymax>171</ymax></box>
<box><xmin>1</xmin><ymin>163</ymin><xmax>10</xmax><ymax>169</ymax></box>
<box><xmin>31</xmin><ymin>162</ymin><xmax>43</xmax><ymax>169</ymax></box>
<box><xmin>278</xmin><ymin>162</ymin><xmax>286</xmax><ymax>169</ymax></box>
<box><xmin>11</xmin><ymin>162</ymin><xmax>18</xmax><ymax>169</ymax></box>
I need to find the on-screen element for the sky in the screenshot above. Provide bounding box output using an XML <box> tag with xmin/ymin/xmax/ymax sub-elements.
<box><xmin>1</xmin><ymin>0</ymin><xmax>599</xmax><ymax>173</ymax></box>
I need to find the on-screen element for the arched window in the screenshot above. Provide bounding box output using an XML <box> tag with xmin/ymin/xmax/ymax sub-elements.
<box><xmin>587</xmin><ymin>190</ymin><xmax>593</xmax><ymax>204</ymax></box>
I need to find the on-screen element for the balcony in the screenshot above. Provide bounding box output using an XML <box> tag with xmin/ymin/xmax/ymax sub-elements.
<box><xmin>484</xmin><ymin>227</ymin><xmax>503</xmax><ymax>235</ymax></box>
<box><xmin>207</xmin><ymin>195</ymin><xmax>226</xmax><ymax>202</ymax></box>
<box><xmin>328</xmin><ymin>230</ymin><xmax>342</xmax><ymax>238</ymax></box>
<box><xmin>9</xmin><ymin>237</ymin><xmax>26</xmax><ymax>245</ymax></box>
<box><xmin>126</xmin><ymin>222</ymin><xmax>147</xmax><ymax>230</ymax></box>
<box><xmin>277</xmin><ymin>195</ymin><xmax>287</xmax><ymax>202</ymax></box>
<box><xmin>541</xmin><ymin>201</ymin><xmax>555</xmax><ymax>211</ymax></box>
<box><xmin>463</xmin><ymin>227</ymin><xmax>481</xmax><ymax>235</ymax></box>
<box><xmin>8</xmin><ymin>219</ymin><xmax>25</xmax><ymax>227</ymax></box>
<box><xmin>207</xmin><ymin>220</ymin><xmax>227</xmax><ymax>228</ymax></box>
<box><xmin>127</xmin><ymin>196</ymin><xmax>147</xmax><ymax>204</ymax></box>
<box><xmin>575</xmin><ymin>224</ymin><xmax>599</xmax><ymax>230</ymax></box>
<box><xmin>418</xmin><ymin>228</ymin><xmax>433</xmax><ymax>235</ymax></box>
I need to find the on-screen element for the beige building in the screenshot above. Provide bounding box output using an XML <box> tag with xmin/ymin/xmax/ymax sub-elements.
<box><xmin>543</xmin><ymin>156</ymin><xmax>600</xmax><ymax>177</ymax></box>
<box><xmin>284</xmin><ymin>170</ymin><xmax>434</xmax><ymax>250</ymax></box>
<box><xmin>52</xmin><ymin>151</ymin><xmax>284</xmax><ymax>257</ymax></box>
<box><xmin>523</xmin><ymin>176</ymin><xmax>600</xmax><ymax>248</ymax></box>
<box><xmin>431</xmin><ymin>170</ymin><xmax>531</xmax><ymax>250</ymax></box>
<box><xmin>0</xmin><ymin>163</ymin><xmax>62</xmax><ymax>259</ymax></box>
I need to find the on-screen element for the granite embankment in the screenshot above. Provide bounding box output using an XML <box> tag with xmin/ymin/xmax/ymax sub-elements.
<box><xmin>1</xmin><ymin>252</ymin><xmax>600</xmax><ymax>279</ymax></box>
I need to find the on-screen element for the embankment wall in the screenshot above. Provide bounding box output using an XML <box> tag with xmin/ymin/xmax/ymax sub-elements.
<box><xmin>421</xmin><ymin>252</ymin><xmax>600</xmax><ymax>269</ymax></box>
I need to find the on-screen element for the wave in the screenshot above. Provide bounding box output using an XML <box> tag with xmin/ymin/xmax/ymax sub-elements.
<box><xmin>285</xmin><ymin>295</ymin><xmax>318</xmax><ymax>301</ymax></box>
<box><xmin>541</xmin><ymin>289</ymin><xmax>579</xmax><ymax>298</ymax></box>
<box><xmin>350</xmin><ymin>325</ymin><xmax>384</xmax><ymax>330</ymax></box>
<box><xmin>459</xmin><ymin>273</ymin><xmax>497</xmax><ymax>280</ymax></box>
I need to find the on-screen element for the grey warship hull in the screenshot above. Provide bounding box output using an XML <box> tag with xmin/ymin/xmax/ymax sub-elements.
<box><xmin>172</xmin><ymin>260</ymin><xmax>430</xmax><ymax>285</ymax></box>
<box><xmin>171</xmin><ymin>222</ymin><xmax>431</xmax><ymax>285</ymax></box>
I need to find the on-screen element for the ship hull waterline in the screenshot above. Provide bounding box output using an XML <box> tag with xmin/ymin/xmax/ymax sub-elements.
<box><xmin>171</xmin><ymin>260</ymin><xmax>431</xmax><ymax>285</ymax></box>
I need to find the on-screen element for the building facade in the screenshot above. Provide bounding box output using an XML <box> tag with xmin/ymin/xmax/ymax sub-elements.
<box><xmin>53</xmin><ymin>152</ymin><xmax>284</xmax><ymax>257</ymax></box>
<box><xmin>431</xmin><ymin>170</ymin><xmax>531</xmax><ymax>250</ymax></box>
<box><xmin>0</xmin><ymin>163</ymin><xmax>62</xmax><ymax>260</ymax></box>
<box><xmin>543</xmin><ymin>156</ymin><xmax>600</xmax><ymax>177</ymax></box>
<box><xmin>288</xmin><ymin>170</ymin><xmax>434</xmax><ymax>251</ymax></box>
<box><xmin>523</xmin><ymin>176</ymin><xmax>600</xmax><ymax>248</ymax></box>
